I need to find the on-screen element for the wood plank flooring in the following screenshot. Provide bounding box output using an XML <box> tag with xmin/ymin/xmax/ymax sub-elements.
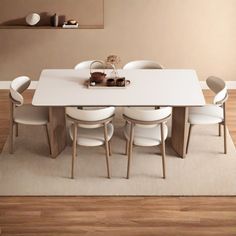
<box><xmin>0</xmin><ymin>90</ymin><xmax>236</xmax><ymax>235</ymax></box>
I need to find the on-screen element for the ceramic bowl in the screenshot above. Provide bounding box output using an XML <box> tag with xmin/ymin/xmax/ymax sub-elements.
<box><xmin>26</xmin><ymin>13</ymin><xmax>40</xmax><ymax>26</ymax></box>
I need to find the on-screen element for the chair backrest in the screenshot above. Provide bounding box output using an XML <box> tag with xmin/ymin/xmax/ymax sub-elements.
<box><xmin>66</xmin><ymin>107</ymin><xmax>115</xmax><ymax>128</ymax></box>
<box><xmin>123</xmin><ymin>107</ymin><xmax>172</xmax><ymax>124</ymax></box>
<box><xmin>206</xmin><ymin>76</ymin><xmax>228</xmax><ymax>104</ymax></box>
<box><xmin>10</xmin><ymin>76</ymin><xmax>31</xmax><ymax>106</ymax></box>
<box><xmin>74</xmin><ymin>60</ymin><xmax>113</xmax><ymax>70</ymax></box>
<box><xmin>123</xmin><ymin>60</ymin><xmax>163</xmax><ymax>70</ymax></box>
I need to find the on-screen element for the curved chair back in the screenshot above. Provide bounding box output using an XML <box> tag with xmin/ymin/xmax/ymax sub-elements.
<box><xmin>66</xmin><ymin>107</ymin><xmax>115</xmax><ymax>128</ymax></box>
<box><xmin>74</xmin><ymin>60</ymin><xmax>113</xmax><ymax>70</ymax></box>
<box><xmin>123</xmin><ymin>60</ymin><xmax>163</xmax><ymax>70</ymax></box>
<box><xmin>123</xmin><ymin>107</ymin><xmax>172</xmax><ymax>124</ymax></box>
<box><xmin>10</xmin><ymin>76</ymin><xmax>31</xmax><ymax>106</ymax></box>
<box><xmin>206</xmin><ymin>76</ymin><xmax>228</xmax><ymax>105</ymax></box>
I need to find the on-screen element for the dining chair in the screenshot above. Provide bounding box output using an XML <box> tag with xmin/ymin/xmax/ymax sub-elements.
<box><xmin>74</xmin><ymin>60</ymin><xmax>113</xmax><ymax>70</ymax></box>
<box><xmin>9</xmin><ymin>76</ymin><xmax>50</xmax><ymax>154</ymax></box>
<box><xmin>186</xmin><ymin>76</ymin><xmax>228</xmax><ymax>154</ymax></box>
<box><xmin>123</xmin><ymin>60</ymin><xmax>164</xmax><ymax>70</ymax></box>
<box><xmin>66</xmin><ymin>107</ymin><xmax>115</xmax><ymax>179</ymax></box>
<box><xmin>123</xmin><ymin>107</ymin><xmax>172</xmax><ymax>179</ymax></box>
<box><xmin>123</xmin><ymin>60</ymin><xmax>164</xmax><ymax>110</ymax></box>
<box><xmin>74</xmin><ymin>60</ymin><xmax>101</xmax><ymax>70</ymax></box>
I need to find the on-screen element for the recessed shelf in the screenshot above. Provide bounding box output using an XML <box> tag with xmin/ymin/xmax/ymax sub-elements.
<box><xmin>0</xmin><ymin>25</ymin><xmax>104</xmax><ymax>29</ymax></box>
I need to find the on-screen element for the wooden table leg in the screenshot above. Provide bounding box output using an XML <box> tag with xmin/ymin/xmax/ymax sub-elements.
<box><xmin>48</xmin><ymin>107</ymin><xmax>67</xmax><ymax>158</ymax></box>
<box><xmin>171</xmin><ymin>107</ymin><xmax>188</xmax><ymax>158</ymax></box>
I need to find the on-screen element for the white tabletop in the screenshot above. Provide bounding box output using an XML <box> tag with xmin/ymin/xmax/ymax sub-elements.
<box><xmin>32</xmin><ymin>69</ymin><xmax>205</xmax><ymax>107</ymax></box>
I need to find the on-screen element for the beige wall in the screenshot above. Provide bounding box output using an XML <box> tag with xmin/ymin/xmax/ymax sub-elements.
<box><xmin>1</xmin><ymin>0</ymin><xmax>236</xmax><ymax>81</ymax></box>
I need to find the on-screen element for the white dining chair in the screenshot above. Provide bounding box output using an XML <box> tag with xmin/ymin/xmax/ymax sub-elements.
<box><xmin>123</xmin><ymin>60</ymin><xmax>164</xmax><ymax>110</ymax></box>
<box><xmin>66</xmin><ymin>107</ymin><xmax>115</xmax><ymax>179</ymax></box>
<box><xmin>186</xmin><ymin>76</ymin><xmax>228</xmax><ymax>154</ymax></box>
<box><xmin>74</xmin><ymin>60</ymin><xmax>101</xmax><ymax>70</ymax></box>
<box><xmin>74</xmin><ymin>60</ymin><xmax>113</xmax><ymax>70</ymax></box>
<box><xmin>9</xmin><ymin>76</ymin><xmax>50</xmax><ymax>154</ymax></box>
<box><xmin>123</xmin><ymin>60</ymin><xmax>164</xmax><ymax>70</ymax></box>
<box><xmin>123</xmin><ymin>107</ymin><xmax>172</xmax><ymax>179</ymax></box>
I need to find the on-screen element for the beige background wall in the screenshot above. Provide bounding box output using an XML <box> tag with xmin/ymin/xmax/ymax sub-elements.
<box><xmin>0</xmin><ymin>0</ymin><xmax>236</xmax><ymax>81</ymax></box>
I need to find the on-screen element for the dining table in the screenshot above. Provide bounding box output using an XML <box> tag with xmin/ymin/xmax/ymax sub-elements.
<box><xmin>32</xmin><ymin>69</ymin><xmax>206</xmax><ymax>158</ymax></box>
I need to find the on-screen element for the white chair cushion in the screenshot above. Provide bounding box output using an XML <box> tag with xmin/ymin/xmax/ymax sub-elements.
<box><xmin>189</xmin><ymin>105</ymin><xmax>224</xmax><ymax>125</ymax></box>
<box><xmin>66</xmin><ymin>107</ymin><xmax>115</xmax><ymax>123</ymax></box>
<box><xmin>69</xmin><ymin>123</ymin><xmax>114</xmax><ymax>147</ymax></box>
<box><xmin>124</xmin><ymin>123</ymin><xmax>168</xmax><ymax>147</ymax></box>
<box><xmin>14</xmin><ymin>104</ymin><xmax>48</xmax><ymax>125</ymax></box>
<box><xmin>123</xmin><ymin>107</ymin><xmax>172</xmax><ymax>122</ymax></box>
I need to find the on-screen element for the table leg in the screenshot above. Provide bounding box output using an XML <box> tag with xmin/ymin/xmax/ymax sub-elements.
<box><xmin>48</xmin><ymin>107</ymin><xmax>67</xmax><ymax>158</ymax></box>
<box><xmin>171</xmin><ymin>107</ymin><xmax>188</xmax><ymax>158</ymax></box>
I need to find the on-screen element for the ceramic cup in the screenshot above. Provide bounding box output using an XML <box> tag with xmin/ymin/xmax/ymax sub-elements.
<box><xmin>106</xmin><ymin>78</ymin><xmax>116</xmax><ymax>87</ymax></box>
<box><xmin>116</xmin><ymin>78</ymin><xmax>126</xmax><ymax>87</ymax></box>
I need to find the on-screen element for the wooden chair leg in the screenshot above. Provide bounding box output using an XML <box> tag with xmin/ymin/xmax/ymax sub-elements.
<box><xmin>108</xmin><ymin>141</ymin><xmax>112</xmax><ymax>156</ymax></box>
<box><xmin>186</xmin><ymin>124</ymin><xmax>193</xmax><ymax>154</ymax></box>
<box><xmin>15</xmin><ymin>123</ymin><xmax>19</xmax><ymax>137</ymax></box>
<box><xmin>71</xmin><ymin>123</ymin><xmax>78</xmax><ymax>179</ymax></box>
<box><xmin>219</xmin><ymin>124</ymin><xmax>222</xmax><ymax>137</ymax></box>
<box><xmin>9</xmin><ymin>102</ymin><xmax>14</xmax><ymax>154</ymax></box>
<box><xmin>223</xmin><ymin>123</ymin><xmax>227</xmax><ymax>154</ymax></box>
<box><xmin>9</xmin><ymin>120</ymin><xmax>14</xmax><ymax>154</ymax></box>
<box><xmin>125</xmin><ymin>140</ymin><xmax>129</xmax><ymax>155</ymax></box>
<box><xmin>223</xmin><ymin>103</ymin><xmax>227</xmax><ymax>154</ymax></box>
<box><xmin>104</xmin><ymin>124</ymin><xmax>111</xmax><ymax>179</ymax></box>
<box><xmin>127</xmin><ymin>123</ymin><xmax>134</xmax><ymax>179</ymax></box>
<box><xmin>160</xmin><ymin>123</ymin><xmax>166</xmax><ymax>179</ymax></box>
<box><xmin>44</xmin><ymin>124</ymin><xmax>52</xmax><ymax>155</ymax></box>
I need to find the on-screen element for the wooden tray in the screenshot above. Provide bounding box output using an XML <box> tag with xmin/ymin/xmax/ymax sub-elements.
<box><xmin>85</xmin><ymin>78</ymin><xmax>131</xmax><ymax>89</ymax></box>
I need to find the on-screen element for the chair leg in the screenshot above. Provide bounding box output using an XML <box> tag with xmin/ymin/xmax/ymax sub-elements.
<box><xmin>186</xmin><ymin>124</ymin><xmax>193</xmax><ymax>154</ymax></box>
<box><xmin>15</xmin><ymin>123</ymin><xmax>19</xmax><ymax>137</ymax></box>
<box><xmin>9</xmin><ymin>121</ymin><xmax>14</xmax><ymax>154</ymax></box>
<box><xmin>223</xmin><ymin>123</ymin><xmax>227</xmax><ymax>154</ymax></box>
<box><xmin>71</xmin><ymin>123</ymin><xmax>78</xmax><ymax>179</ymax></box>
<box><xmin>127</xmin><ymin>124</ymin><xmax>134</xmax><ymax>179</ymax></box>
<box><xmin>125</xmin><ymin>140</ymin><xmax>129</xmax><ymax>155</ymax></box>
<box><xmin>219</xmin><ymin>124</ymin><xmax>222</xmax><ymax>137</ymax></box>
<box><xmin>44</xmin><ymin>124</ymin><xmax>51</xmax><ymax>155</ymax></box>
<box><xmin>9</xmin><ymin>102</ymin><xmax>14</xmax><ymax>154</ymax></box>
<box><xmin>160</xmin><ymin>143</ymin><xmax>166</xmax><ymax>179</ymax></box>
<box><xmin>160</xmin><ymin>123</ymin><xmax>166</xmax><ymax>179</ymax></box>
<box><xmin>104</xmin><ymin>124</ymin><xmax>111</xmax><ymax>179</ymax></box>
<box><xmin>108</xmin><ymin>141</ymin><xmax>112</xmax><ymax>156</ymax></box>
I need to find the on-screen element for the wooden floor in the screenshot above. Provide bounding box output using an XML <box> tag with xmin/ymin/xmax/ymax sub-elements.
<box><xmin>0</xmin><ymin>90</ymin><xmax>236</xmax><ymax>235</ymax></box>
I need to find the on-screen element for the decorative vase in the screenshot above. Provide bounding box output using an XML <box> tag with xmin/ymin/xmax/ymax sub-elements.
<box><xmin>110</xmin><ymin>64</ymin><xmax>119</xmax><ymax>79</ymax></box>
<box><xmin>51</xmin><ymin>14</ymin><xmax>59</xmax><ymax>27</ymax></box>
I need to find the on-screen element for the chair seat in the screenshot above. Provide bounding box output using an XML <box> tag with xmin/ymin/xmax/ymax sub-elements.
<box><xmin>14</xmin><ymin>104</ymin><xmax>48</xmax><ymax>125</ymax></box>
<box><xmin>124</xmin><ymin>123</ymin><xmax>168</xmax><ymax>146</ymax></box>
<box><xmin>189</xmin><ymin>105</ymin><xmax>224</xmax><ymax>125</ymax></box>
<box><xmin>69</xmin><ymin>123</ymin><xmax>114</xmax><ymax>147</ymax></box>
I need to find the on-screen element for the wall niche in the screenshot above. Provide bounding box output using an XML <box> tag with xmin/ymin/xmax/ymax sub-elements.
<box><xmin>0</xmin><ymin>0</ymin><xmax>104</xmax><ymax>29</ymax></box>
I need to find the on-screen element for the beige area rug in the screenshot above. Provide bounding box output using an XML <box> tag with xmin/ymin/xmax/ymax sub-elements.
<box><xmin>0</xmin><ymin>116</ymin><xmax>236</xmax><ymax>196</ymax></box>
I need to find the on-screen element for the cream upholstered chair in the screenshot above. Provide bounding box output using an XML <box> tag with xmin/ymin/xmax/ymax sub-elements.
<box><xmin>74</xmin><ymin>60</ymin><xmax>102</xmax><ymax>70</ymax></box>
<box><xmin>74</xmin><ymin>60</ymin><xmax>113</xmax><ymax>70</ymax></box>
<box><xmin>123</xmin><ymin>107</ymin><xmax>172</xmax><ymax>179</ymax></box>
<box><xmin>66</xmin><ymin>107</ymin><xmax>115</xmax><ymax>179</ymax></box>
<box><xmin>9</xmin><ymin>76</ymin><xmax>50</xmax><ymax>154</ymax></box>
<box><xmin>123</xmin><ymin>60</ymin><xmax>163</xmax><ymax>70</ymax></box>
<box><xmin>187</xmin><ymin>76</ymin><xmax>228</xmax><ymax>154</ymax></box>
<box><xmin>123</xmin><ymin>60</ymin><xmax>163</xmax><ymax>109</ymax></box>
